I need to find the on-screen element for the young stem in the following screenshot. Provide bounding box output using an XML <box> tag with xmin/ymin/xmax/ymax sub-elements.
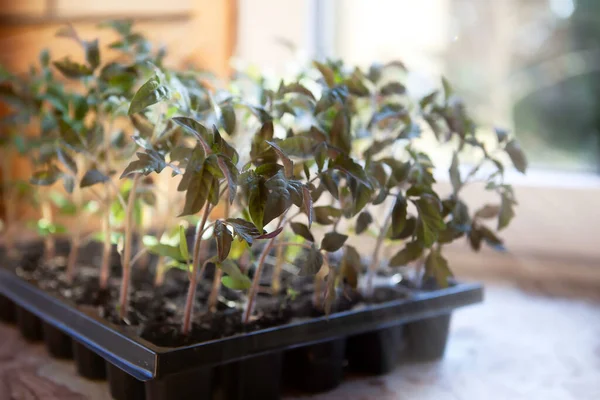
<box><xmin>41</xmin><ymin>197</ymin><xmax>55</xmax><ymax>261</ymax></box>
<box><xmin>99</xmin><ymin>191</ymin><xmax>112</xmax><ymax>290</ymax></box>
<box><xmin>1</xmin><ymin>151</ymin><xmax>16</xmax><ymax>255</ymax></box>
<box><xmin>365</xmin><ymin>204</ymin><xmax>394</xmax><ymax>296</ymax></box>
<box><xmin>66</xmin><ymin>180</ymin><xmax>83</xmax><ymax>283</ymax></box>
<box><xmin>118</xmin><ymin>174</ymin><xmax>141</xmax><ymax>320</ymax></box>
<box><xmin>182</xmin><ymin>203</ymin><xmax>212</xmax><ymax>335</ymax></box>
<box><xmin>271</xmin><ymin>240</ymin><xmax>284</xmax><ymax>295</ymax></box>
<box><xmin>154</xmin><ymin>256</ymin><xmax>166</xmax><ymax>286</ymax></box>
<box><xmin>208</xmin><ymin>192</ymin><xmax>229</xmax><ymax>312</ymax></box>
<box><xmin>99</xmin><ymin>110</ymin><xmax>112</xmax><ymax>290</ymax></box>
<box><xmin>242</xmin><ymin>216</ymin><xmax>286</xmax><ymax>324</ymax></box>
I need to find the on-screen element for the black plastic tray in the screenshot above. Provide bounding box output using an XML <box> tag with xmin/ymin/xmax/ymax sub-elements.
<box><xmin>0</xmin><ymin>267</ymin><xmax>483</xmax><ymax>399</ymax></box>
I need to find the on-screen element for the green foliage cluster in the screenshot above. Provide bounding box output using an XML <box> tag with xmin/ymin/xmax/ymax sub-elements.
<box><xmin>0</xmin><ymin>23</ymin><xmax>527</xmax><ymax>334</ymax></box>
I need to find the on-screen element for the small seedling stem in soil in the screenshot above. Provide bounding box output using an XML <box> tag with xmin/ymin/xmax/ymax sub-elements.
<box><xmin>182</xmin><ymin>203</ymin><xmax>212</xmax><ymax>335</ymax></box>
<box><xmin>118</xmin><ymin>174</ymin><xmax>142</xmax><ymax>320</ymax></box>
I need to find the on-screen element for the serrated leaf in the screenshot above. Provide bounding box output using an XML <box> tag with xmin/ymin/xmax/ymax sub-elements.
<box><xmin>172</xmin><ymin>117</ymin><xmax>212</xmax><ymax>153</ymax></box>
<box><xmin>80</xmin><ymin>169</ymin><xmax>109</xmax><ymax>188</ymax></box>
<box><xmin>247</xmin><ymin>173</ymin><xmax>267</xmax><ymax>231</ymax></box>
<box><xmin>505</xmin><ymin>139</ymin><xmax>527</xmax><ymax>173</ymax></box>
<box><xmin>128</xmin><ymin>75</ymin><xmax>169</xmax><ymax>115</ymax></box>
<box><xmin>424</xmin><ymin>247</ymin><xmax>452</xmax><ymax>288</ymax></box>
<box><xmin>321</xmin><ymin>231</ymin><xmax>348</xmax><ymax>252</ymax></box>
<box><xmin>121</xmin><ymin>149</ymin><xmax>166</xmax><ymax>178</ymax></box>
<box><xmin>389</xmin><ymin>241</ymin><xmax>423</xmax><ymax>267</ymax></box>
<box><xmin>179</xmin><ymin>225</ymin><xmax>189</xmax><ymax>261</ymax></box>
<box><xmin>226</xmin><ymin>218</ymin><xmax>261</xmax><ymax>245</ymax></box>
<box><xmin>355</xmin><ymin>211</ymin><xmax>372</xmax><ymax>235</ymax></box>
<box><xmin>216</xmin><ymin>156</ymin><xmax>238</xmax><ymax>204</ymax></box>
<box><xmin>449</xmin><ymin>151</ymin><xmax>461</xmax><ymax>193</ymax></box>
<box><xmin>180</xmin><ymin>165</ymin><xmax>215</xmax><ymax>216</ymax></box>
<box><xmin>256</xmin><ymin>226</ymin><xmax>284</xmax><ymax>240</ymax></box>
<box><xmin>330</xmin><ymin>109</ymin><xmax>351</xmax><ymax>153</ymax></box>
<box><xmin>301</xmin><ymin>185</ymin><xmax>314</xmax><ymax>228</ymax></box>
<box><xmin>214</xmin><ymin>220</ymin><xmax>233</xmax><ymax>262</ymax></box>
<box><xmin>414</xmin><ymin>196</ymin><xmax>446</xmax><ymax>248</ymax></box>
<box><xmin>290</xmin><ymin>222</ymin><xmax>314</xmax><ymax>242</ymax></box>
<box><xmin>266</xmin><ymin>140</ymin><xmax>293</xmax><ymax>178</ymax></box>
<box><xmin>480</xmin><ymin>225</ymin><xmax>505</xmax><ymax>251</ymax></box>
<box><xmin>53</xmin><ymin>58</ymin><xmax>93</xmax><ymax>79</ymax></box>
<box><xmin>329</xmin><ymin>154</ymin><xmax>372</xmax><ymax>189</ymax></box>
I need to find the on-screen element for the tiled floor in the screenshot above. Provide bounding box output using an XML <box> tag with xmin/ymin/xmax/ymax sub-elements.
<box><xmin>1</xmin><ymin>283</ymin><xmax>599</xmax><ymax>400</ymax></box>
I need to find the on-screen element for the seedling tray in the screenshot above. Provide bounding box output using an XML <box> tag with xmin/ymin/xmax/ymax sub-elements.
<box><xmin>0</xmin><ymin>267</ymin><xmax>483</xmax><ymax>400</ymax></box>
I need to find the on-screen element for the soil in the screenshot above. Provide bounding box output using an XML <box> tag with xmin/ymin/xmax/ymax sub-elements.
<box><xmin>1</xmin><ymin>238</ymin><xmax>416</xmax><ymax>348</ymax></box>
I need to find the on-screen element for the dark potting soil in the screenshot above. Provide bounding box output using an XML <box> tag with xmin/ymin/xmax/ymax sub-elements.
<box><xmin>2</xmin><ymin>238</ymin><xmax>411</xmax><ymax>348</ymax></box>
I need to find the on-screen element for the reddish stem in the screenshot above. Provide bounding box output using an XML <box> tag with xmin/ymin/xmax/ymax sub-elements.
<box><xmin>182</xmin><ymin>203</ymin><xmax>212</xmax><ymax>335</ymax></box>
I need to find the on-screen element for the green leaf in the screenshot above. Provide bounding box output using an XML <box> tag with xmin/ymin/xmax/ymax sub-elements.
<box><xmin>480</xmin><ymin>225</ymin><xmax>505</xmax><ymax>251</ymax></box>
<box><xmin>121</xmin><ymin>149</ymin><xmax>167</xmax><ymax>178</ymax></box>
<box><xmin>442</xmin><ymin>76</ymin><xmax>452</xmax><ymax>102</ymax></box>
<box><xmin>266</xmin><ymin>140</ymin><xmax>293</xmax><ymax>178</ymax></box>
<box><xmin>475</xmin><ymin>204</ymin><xmax>501</xmax><ymax>219</ymax></box>
<box><xmin>277</xmin><ymin>136</ymin><xmax>316</xmax><ymax>158</ymax></box>
<box><xmin>314</xmin><ymin>206</ymin><xmax>342</xmax><ymax>225</ymax></box>
<box><xmin>355</xmin><ymin>211</ymin><xmax>372</xmax><ymax>235</ymax></box>
<box><xmin>279</xmin><ymin>82</ymin><xmax>316</xmax><ymax>100</ymax></box>
<box><xmin>391</xmin><ymin>195</ymin><xmax>407</xmax><ymax>236</ymax></box>
<box><xmin>172</xmin><ymin>117</ymin><xmax>213</xmax><ymax>154</ymax></box>
<box><xmin>216</xmin><ymin>156</ymin><xmax>238</xmax><ymax>204</ymax></box>
<box><xmin>449</xmin><ymin>151</ymin><xmax>461</xmax><ymax>193</ymax></box>
<box><xmin>180</xmin><ymin>165</ymin><xmax>215</xmax><ymax>216</ymax></box>
<box><xmin>414</xmin><ymin>196</ymin><xmax>446</xmax><ymax>248</ymax></box>
<box><xmin>498</xmin><ymin>193</ymin><xmax>515</xmax><ymax>230</ymax></box>
<box><xmin>313</xmin><ymin>61</ymin><xmax>336</xmax><ymax>87</ymax></box>
<box><xmin>505</xmin><ymin>139</ymin><xmax>527</xmax><ymax>174</ymax></box>
<box><xmin>290</xmin><ymin>222</ymin><xmax>314</xmax><ymax>242</ymax></box>
<box><xmin>340</xmin><ymin>245</ymin><xmax>361</xmax><ymax>288</ymax></box>
<box><xmin>128</xmin><ymin>75</ymin><xmax>169</xmax><ymax>115</ymax></box>
<box><xmin>147</xmin><ymin>243</ymin><xmax>184</xmax><ymax>261</ymax></box>
<box><xmin>301</xmin><ymin>185</ymin><xmax>314</xmax><ymax>228</ymax></box>
<box><xmin>321</xmin><ymin>231</ymin><xmax>348</xmax><ymax>252</ymax></box>
<box><xmin>389</xmin><ymin>241</ymin><xmax>423</xmax><ymax>267</ymax></box>
<box><xmin>424</xmin><ymin>247</ymin><xmax>453</xmax><ymax>288</ymax></box>
<box><xmin>379</xmin><ymin>81</ymin><xmax>406</xmax><ymax>96</ymax></box>
<box><xmin>214</xmin><ymin>220</ymin><xmax>233</xmax><ymax>262</ymax></box>
<box><xmin>219</xmin><ymin>260</ymin><xmax>251</xmax><ymax>290</ymax></box>
<box><xmin>297</xmin><ymin>245</ymin><xmax>323</xmax><ymax>276</ymax></box>
<box><xmin>220</xmin><ymin>103</ymin><xmax>236</xmax><ymax>135</ymax></box>
<box><xmin>85</xmin><ymin>39</ymin><xmax>100</xmax><ymax>70</ymax></box>
<box><xmin>81</xmin><ymin>169</ymin><xmax>110</xmax><ymax>188</ymax></box>
<box><xmin>179</xmin><ymin>225</ymin><xmax>189</xmax><ymax>261</ymax></box>
<box><xmin>226</xmin><ymin>218</ymin><xmax>260</xmax><ymax>245</ymax></box>
<box><xmin>329</xmin><ymin>154</ymin><xmax>372</xmax><ymax>189</ymax></box>
<box><xmin>30</xmin><ymin>167</ymin><xmax>61</xmax><ymax>186</ymax></box>
<box><xmin>53</xmin><ymin>58</ymin><xmax>93</xmax><ymax>78</ymax></box>
<box><xmin>330</xmin><ymin>109</ymin><xmax>351</xmax><ymax>153</ymax></box>
<box><xmin>247</xmin><ymin>173</ymin><xmax>267</xmax><ymax>231</ymax></box>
